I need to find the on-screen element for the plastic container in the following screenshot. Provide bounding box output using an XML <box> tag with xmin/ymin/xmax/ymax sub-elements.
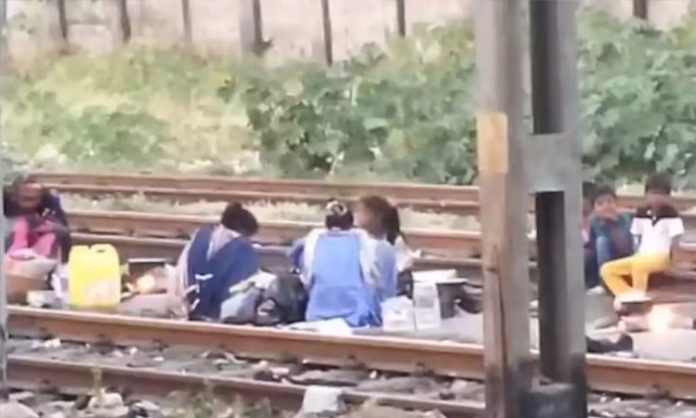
<box><xmin>68</xmin><ymin>244</ymin><xmax>121</xmax><ymax>310</ymax></box>
<box><xmin>412</xmin><ymin>281</ymin><xmax>442</xmax><ymax>331</ymax></box>
<box><xmin>381</xmin><ymin>296</ymin><xmax>416</xmax><ymax>332</ymax></box>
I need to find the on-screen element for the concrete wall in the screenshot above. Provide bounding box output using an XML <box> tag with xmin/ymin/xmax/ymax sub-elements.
<box><xmin>4</xmin><ymin>0</ymin><xmax>696</xmax><ymax>66</ymax></box>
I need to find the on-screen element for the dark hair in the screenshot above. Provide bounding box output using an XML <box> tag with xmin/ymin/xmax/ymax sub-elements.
<box><xmin>324</xmin><ymin>199</ymin><xmax>353</xmax><ymax>230</ymax></box>
<box><xmin>591</xmin><ymin>185</ymin><xmax>617</xmax><ymax>205</ymax></box>
<box><xmin>11</xmin><ymin>174</ymin><xmax>40</xmax><ymax>192</ymax></box>
<box><xmin>582</xmin><ymin>181</ymin><xmax>596</xmax><ymax>202</ymax></box>
<box><xmin>645</xmin><ymin>174</ymin><xmax>672</xmax><ymax>195</ymax></box>
<box><xmin>359</xmin><ymin>195</ymin><xmax>403</xmax><ymax>244</ymax></box>
<box><xmin>220</xmin><ymin>202</ymin><xmax>259</xmax><ymax>236</ymax></box>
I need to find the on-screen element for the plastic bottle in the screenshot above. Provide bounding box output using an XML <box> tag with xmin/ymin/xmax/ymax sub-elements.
<box><xmin>412</xmin><ymin>280</ymin><xmax>442</xmax><ymax>331</ymax></box>
<box><xmin>68</xmin><ymin>244</ymin><xmax>121</xmax><ymax>310</ymax></box>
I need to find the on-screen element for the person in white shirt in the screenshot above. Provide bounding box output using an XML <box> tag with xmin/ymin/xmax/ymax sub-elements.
<box><xmin>600</xmin><ymin>175</ymin><xmax>684</xmax><ymax>305</ymax></box>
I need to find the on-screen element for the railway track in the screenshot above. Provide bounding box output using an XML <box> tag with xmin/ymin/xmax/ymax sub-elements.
<box><xmin>71</xmin><ymin>233</ymin><xmax>493</xmax><ymax>278</ymax></box>
<box><xmin>9</xmin><ymin>306</ymin><xmax>696</xmax><ymax>399</ymax></box>
<box><xmin>68</xmin><ymin>232</ymin><xmax>696</xmax><ymax>304</ymax></box>
<box><xmin>9</xmin><ymin>357</ymin><xmax>483</xmax><ymax>417</ymax></box>
<box><xmin>68</xmin><ymin>210</ymin><xmax>696</xmax><ymax>264</ymax></box>
<box><xmin>34</xmin><ymin>171</ymin><xmax>696</xmax><ymax>215</ymax></box>
<box><xmin>68</xmin><ymin>210</ymin><xmax>481</xmax><ymax>257</ymax></box>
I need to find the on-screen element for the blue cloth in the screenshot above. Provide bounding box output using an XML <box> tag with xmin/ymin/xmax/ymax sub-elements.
<box><xmin>289</xmin><ymin>237</ymin><xmax>306</xmax><ymax>272</ymax></box>
<box><xmin>371</xmin><ymin>237</ymin><xmax>398</xmax><ymax>307</ymax></box>
<box><xmin>585</xmin><ymin>236</ymin><xmax>612</xmax><ymax>289</ymax></box>
<box><xmin>305</xmin><ymin>232</ymin><xmax>375</xmax><ymax>326</ymax></box>
<box><xmin>305</xmin><ymin>231</ymin><xmax>398</xmax><ymax>327</ymax></box>
<box><xmin>186</xmin><ymin>227</ymin><xmax>260</xmax><ymax>320</ymax></box>
<box><xmin>585</xmin><ymin>214</ymin><xmax>632</xmax><ymax>288</ymax></box>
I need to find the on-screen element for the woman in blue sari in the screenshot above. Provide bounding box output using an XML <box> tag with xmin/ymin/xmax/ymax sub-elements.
<box><xmin>171</xmin><ymin>203</ymin><xmax>260</xmax><ymax>320</ymax></box>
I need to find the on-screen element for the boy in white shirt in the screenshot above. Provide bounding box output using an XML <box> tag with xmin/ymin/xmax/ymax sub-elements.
<box><xmin>600</xmin><ymin>175</ymin><xmax>684</xmax><ymax>306</ymax></box>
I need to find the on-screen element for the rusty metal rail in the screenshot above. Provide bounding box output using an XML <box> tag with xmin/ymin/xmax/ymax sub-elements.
<box><xmin>68</xmin><ymin>210</ymin><xmax>696</xmax><ymax>263</ymax></box>
<box><xmin>8</xmin><ymin>356</ymin><xmax>484</xmax><ymax>417</ymax></box>
<box><xmin>9</xmin><ymin>307</ymin><xmax>696</xmax><ymax>399</ymax></box>
<box><xmin>71</xmin><ymin>232</ymin><xmax>493</xmax><ymax>277</ymax></box>
<box><xmin>34</xmin><ymin>171</ymin><xmax>479</xmax><ymax>202</ymax></box>
<box><xmin>68</xmin><ymin>210</ymin><xmax>482</xmax><ymax>257</ymax></box>
<box><xmin>33</xmin><ymin>171</ymin><xmax>696</xmax><ymax>214</ymax></box>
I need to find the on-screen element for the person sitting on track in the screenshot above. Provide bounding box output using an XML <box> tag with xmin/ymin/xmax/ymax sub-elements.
<box><xmin>585</xmin><ymin>185</ymin><xmax>633</xmax><ymax>293</ymax></box>
<box><xmin>290</xmin><ymin>199</ymin><xmax>390</xmax><ymax>327</ymax></box>
<box><xmin>170</xmin><ymin>202</ymin><xmax>261</xmax><ymax>321</ymax></box>
<box><xmin>380</xmin><ymin>201</ymin><xmax>415</xmax><ymax>297</ymax></box>
<box><xmin>4</xmin><ymin>174</ymin><xmax>68</xmax><ymax>226</ymax></box>
<box><xmin>4</xmin><ymin>174</ymin><xmax>71</xmax><ymax>263</ymax></box>
<box><xmin>289</xmin><ymin>199</ymin><xmax>354</xmax><ymax>278</ymax></box>
<box><xmin>601</xmin><ymin>174</ymin><xmax>684</xmax><ymax>309</ymax></box>
<box><xmin>353</xmin><ymin>195</ymin><xmax>399</xmax><ymax>314</ymax></box>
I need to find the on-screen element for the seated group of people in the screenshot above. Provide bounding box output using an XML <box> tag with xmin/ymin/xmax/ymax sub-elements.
<box><xmin>583</xmin><ymin>174</ymin><xmax>685</xmax><ymax>307</ymax></box>
<box><xmin>169</xmin><ymin>195</ymin><xmax>413</xmax><ymax>328</ymax></box>
<box><xmin>5</xmin><ymin>171</ymin><xmax>687</xmax><ymax>332</ymax></box>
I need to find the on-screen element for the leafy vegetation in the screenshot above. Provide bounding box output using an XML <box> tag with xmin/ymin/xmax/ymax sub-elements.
<box><xmin>579</xmin><ymin>12</ymin><xmax>696</xmax><ymax>187</ymax></box>
<box><xmin>1</xmin><ymin>48</ymin><xmax>258</xmax><ymax>174</ymax></box>
<box><xmin>228</xmin><ymin>24</ymin><xmax>477</xmax><ymax>183</ymax></box>
<box><xmin>4</xmin><ymin>10</ymin><xmax>696</xmax><ymax>187</ymax></box>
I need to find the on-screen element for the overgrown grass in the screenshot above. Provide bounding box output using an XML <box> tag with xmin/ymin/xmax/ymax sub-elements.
<box><xmin>1</xmin><ymin>47</ymin><xmax>261</xmax><ymax>175</ymax></box>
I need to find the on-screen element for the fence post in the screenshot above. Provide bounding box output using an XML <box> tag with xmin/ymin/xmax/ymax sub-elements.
<box><xmin>239</xmin><ymin>0</ymin><xmax>267</xmax><ymax>55</ymax></box>
<box><xmin>396</xmin><ymin>0</ymin><xmax>406</xmax><ymax>37</ymax></box>
<box><xmin>57</xmin><ymin>0</ymin><xmax>69</xmax><ymax>44</ymax></box>
<box><xmin>632</xmin><ymin>0</ymin><xmax>648</xmax><ymax>19</ymax></box>
<box><xmin>181</xmin><ymin>0</ymin><xmax>192</xmax><ymax>44</ymax></box>
<box><xmin>117</xmin><ymin>0</ymin><xmax>131</xmax><ymax>44</ymax></box>
<box><xmin>320</xmin><ymin>0</ymin><xmax>333</xmax><ymax>65</ymax></box>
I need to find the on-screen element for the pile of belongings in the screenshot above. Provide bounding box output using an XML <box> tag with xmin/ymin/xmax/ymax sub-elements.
<box><xmin>219</xmin><ymin>271</ymin><xmax>308</xmax><ymax>326</ymax></box>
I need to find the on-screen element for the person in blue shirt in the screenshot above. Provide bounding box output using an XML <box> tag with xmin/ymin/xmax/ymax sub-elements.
<box><xmin>353</xmin><ymin>195</ymin><xmax>399</xmax><ymax>314</ymax></box>
<box><xmin>290</xmin><ymin>198</ymin><xmax>397</xmax><ymax>327</ymax></box>
<box><xmin>172</xmin><ymin>202</ymin><xmax>261</xmax><ymax>321</ymax></box>
<box><xmin>585</xmin><ymin>185</ymin><xmax>633</xmax><ymax>290</ymax></box>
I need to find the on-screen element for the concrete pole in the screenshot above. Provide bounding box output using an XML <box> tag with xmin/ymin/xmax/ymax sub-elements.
<box><xmin>0</xmin><ymin>0</ymin><xmax>8</xmax><ymax>400</ymax></box>
<box><xmin>529</xmin><ymin>0</ymin><xmax>587</xmax><ymax>416</ymax></box>
<box><xmin>474</xmin><ymin>0</ymin><xmax>532</xmax><ymax>417</ymax></box>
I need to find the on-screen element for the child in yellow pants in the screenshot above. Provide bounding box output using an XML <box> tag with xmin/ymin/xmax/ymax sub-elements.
<box><xmin>600</xmin><ymin>175</ymin><xmax>684</xmax><ymax>304</ymax></box>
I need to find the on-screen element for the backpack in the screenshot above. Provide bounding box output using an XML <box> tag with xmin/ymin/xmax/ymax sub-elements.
<box><xmin>220</xmin><ymin>273</ymin><xmax>308</xmax><ymax>326</ymax></box>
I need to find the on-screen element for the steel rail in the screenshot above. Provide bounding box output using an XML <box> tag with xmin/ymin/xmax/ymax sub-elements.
<box><xmin>47</xmin><ymin>183</ymin><xmax>480</xmax><ymax>215</ymax></box>
<box><xmin>8</xmin><ymin>356</ymin><xmax>484</xmax><ymax>417</ymax></box>
<box><xmin>34</xmin><ymin>171</ymin><xmax>479</xmax><ymax>202</ymax></box>
<box><xmin>9</xmin><ymin>307</ymin><xmax>696</xmax><ymax>399</ymax></box>
<box><xmin>67</xmin><ymin>210</ymin><xmax>482</xmax><ymax>257</ymax></box>
<box><xmin>67</xmin><ymin>210</ymin><xmax>696</xmax><ymax>263</ymax></box>
<box><xmin>33</xmin><ymin>171</ymin><xmax>696</xmax><ymax>213</ymax></box>
<box><xmin>70</xmin><ymin>232</ymin><xmax>493</xmax><ymax>277</ymax></box>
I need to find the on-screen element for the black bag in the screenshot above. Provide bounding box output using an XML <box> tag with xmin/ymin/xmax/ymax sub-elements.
<box><xmin>220</xmin><ymin>286</ymin><xmax>264</xmax><ymax>325</ymax></box>
<box><xmin>256</xmin><ymin>274</ymin><xmax>308</xmax><ymax>326</ymax></box>
<box><xmin>397</xmin><ymin>270</ymin><xmax>414</xmax><ymax>297</ymax></box>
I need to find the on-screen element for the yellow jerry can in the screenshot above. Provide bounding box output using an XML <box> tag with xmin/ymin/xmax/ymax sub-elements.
<box><xmin>68</xmin><ymin>244</ymin><xmax>121</xmax><ymax>309</ymax></box>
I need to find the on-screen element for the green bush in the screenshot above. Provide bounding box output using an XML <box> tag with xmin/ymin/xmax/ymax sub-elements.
<box><xmin>5</xmin><ymin>11</ymin><xmax>696</xmax><ymax>187</ymax></box>
<box><xmin>231</xmin><ymin>11</ymin><xmax>696</xmax><ymax>186</ymax></box>
<box><xmin>579</xmin><ymin>11</ymin><xmax>696</xmax><ymax>187</ymax></box>
<box><xmin>1</xmin><ymin>47</ymin><xmax>255</xmax><ymax>173</ymax></box>
<box><xmin>229</xmin><ymin>24</ymin><xmax>477</xmax><ymax>183</ymax></box>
